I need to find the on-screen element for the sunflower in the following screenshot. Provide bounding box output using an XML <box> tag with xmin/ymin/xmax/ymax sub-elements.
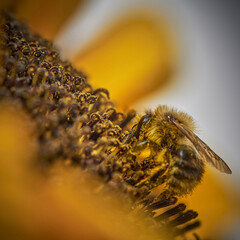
<box><xmin>0</xmin><ymin>1</ymin><xmax>239</xmax><ymax>240</ymax></box>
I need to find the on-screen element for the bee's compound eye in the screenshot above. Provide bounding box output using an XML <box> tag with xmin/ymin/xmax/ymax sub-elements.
<box><xmin>175</xmin><ymin>145</ymin><xmax>196</xmax><ymax>161</ymax></box>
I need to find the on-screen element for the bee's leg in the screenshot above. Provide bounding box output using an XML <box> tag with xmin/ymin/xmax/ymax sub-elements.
<box><xmin>135</xmin><ymin>162</ymin><xmax>168</xmax><ymax>188</ymax></box>
<box><xmin>138</xmin><ymin>177</ymin><xmax>172</xmax><ymax>208</ymax></box>
<box><xmin>134</xmin><ymin>114</ymin><xmax>151</xmax><ymax>139</ymax></box>
<box><xmin>124</xmin><ymin>123</ymin><xmax>137</xmax><ymax>144</ymax></box>
<box><xmin>140</xmin><ymin>150</ymin><xmax>170</xmax><ymax>203</ymax></box>
<box><xmin>135</xmin><ymin>155</ymin><xmax>168</xmax><ymax>203</ymax></box>
<box><xmin>124</xmin><ymin>114</ymin><xmax>151</xmax><ymax>144</ymax></box>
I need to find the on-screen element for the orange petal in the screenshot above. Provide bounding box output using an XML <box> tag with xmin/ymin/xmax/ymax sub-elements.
<box><xmin>73</xmin><ymin>12</ymin><xmax>177</xmax><ymax>108</ymax></box>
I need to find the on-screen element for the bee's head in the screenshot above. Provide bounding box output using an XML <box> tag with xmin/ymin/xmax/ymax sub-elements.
<box><xmin>161</xmin><ymin>113</ymin><xmax>183</xmax><ymax>140</ymax></box>
<box><xmin>154</xmin><ymin>105</ymin><xmax>197</xmax><ymax>133</ymax></box>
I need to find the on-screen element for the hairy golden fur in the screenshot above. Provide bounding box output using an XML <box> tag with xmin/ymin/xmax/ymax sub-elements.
<box><xmin>150</xmin><ymin>105</ymin><xmax>196</xmax><ymax>132</ymax></box>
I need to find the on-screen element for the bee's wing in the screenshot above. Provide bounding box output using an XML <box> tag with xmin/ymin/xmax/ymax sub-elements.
<box><xmin>170</xmin><ymin>118</ymin><xmax>232</xmax><ymax>174</ymax></box>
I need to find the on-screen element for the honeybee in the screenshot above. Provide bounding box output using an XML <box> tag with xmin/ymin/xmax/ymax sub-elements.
<box><xmin>127</xmin><ymin>105</ymin><xmax>232</xmax><ymax>197</ymax></box>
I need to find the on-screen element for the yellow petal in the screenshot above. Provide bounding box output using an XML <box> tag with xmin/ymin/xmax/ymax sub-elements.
<box><xmin>73</xmin><ymin>12</ymin><xmax>177</xmax><ymax>108</ymax></box>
